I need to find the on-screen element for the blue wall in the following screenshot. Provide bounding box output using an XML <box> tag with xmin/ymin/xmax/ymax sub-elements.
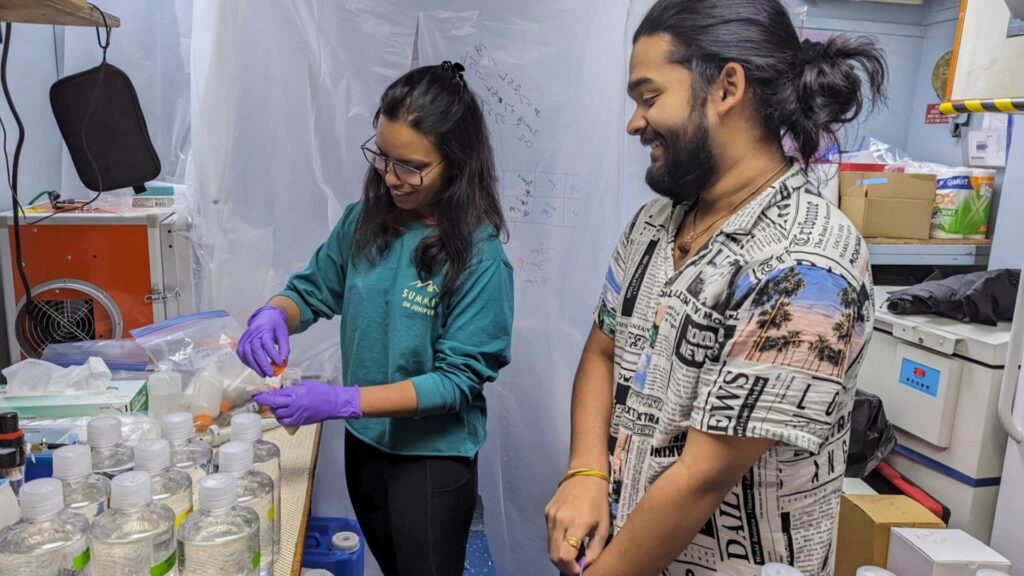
<box><xmin>782</xmin><ymin>0</ymin><xmax>927</xmax><ymax>153</ymax></box>
<box><xmin>905</xmin><ymin>0</ymin><xmax>964</xmax><ymax>166</ymax></box>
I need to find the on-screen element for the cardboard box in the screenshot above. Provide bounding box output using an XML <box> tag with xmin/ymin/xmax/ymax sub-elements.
<box><xmin>836</xmin><ymin>495</ymin><xmax>946</xmax><ymax>576</ymax></box>
<box><xmin>840</xmin><ymin>172</ymin><xmax>936</xmax><ymax>239</ymax></box>
<box><xmin>887</xmin><ymin>528</ymin><xmax>1011</xmax><ymax>576</ymax></box>
<box><xmin>0</xmin><ymin>379</ymin><xmax>148</xmax><ymax>420</ymax></box>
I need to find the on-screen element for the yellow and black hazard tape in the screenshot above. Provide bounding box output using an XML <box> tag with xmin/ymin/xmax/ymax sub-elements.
<box><xmin>940</xmin><ymin>99</ymin><xmax>1024</xmax><ymax>115</ymax></box>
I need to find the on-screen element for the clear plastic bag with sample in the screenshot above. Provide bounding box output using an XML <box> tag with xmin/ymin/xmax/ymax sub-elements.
<box><xmin>131</xmin><ymin>311</ymin><xmax>273</xmax><ymax>411</ymax></box>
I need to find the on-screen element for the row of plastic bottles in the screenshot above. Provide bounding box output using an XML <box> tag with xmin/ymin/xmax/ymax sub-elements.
<box><xmin>0</xmin><ymin>411</ymin><xmax>281</xmax><ymax>576</ymax></box>
<box><xmin>0</xmin><ymin>470</ymin><xmax>264</xmax><ymax>575</ymax></box>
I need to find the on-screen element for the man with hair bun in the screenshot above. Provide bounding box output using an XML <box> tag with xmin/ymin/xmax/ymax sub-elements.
<box><xmin>546</xmin><ymin>1</ymin><xmax>886</xmax><ymax>574</ymax></box>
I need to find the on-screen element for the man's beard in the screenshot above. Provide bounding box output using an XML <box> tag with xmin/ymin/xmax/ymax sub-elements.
<box><xmin>643</xmin><ymin>106</ymin><xmax>716</xmax><ymax>206</ymax></box>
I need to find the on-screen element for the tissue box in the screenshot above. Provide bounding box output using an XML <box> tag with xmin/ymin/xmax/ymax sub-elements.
<box><xmin>0</xmin><ymin>379</ymin><xmax>148</xmax><ymax>420</ymax></box>
<box><xmin>839</xmin><ymin>172</ymin><xmax>936</xmax><ymax>239</ymax></box>
<box><xmin>835</xmin><ymin>495</ymin><xmax>945</xmax><ymax>576</ymax></box>
<box><xmin>887</xmin><ymin>528</ymin><xmax>1011</xmax><ymax>576</ymax></box>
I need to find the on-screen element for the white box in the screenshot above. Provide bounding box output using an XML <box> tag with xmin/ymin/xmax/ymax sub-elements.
<box><xmin>0</xmin><ymin>379</ymin><xmax>148</xmax><ymax>419</ymax></box>
<box><xmin>887</xmin><ymin>528</ymin><xmax>1011</xmax><ymax>576</ymax></box>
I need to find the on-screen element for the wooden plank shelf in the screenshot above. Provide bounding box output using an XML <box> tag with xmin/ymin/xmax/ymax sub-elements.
<box><xmin>0</xmin><ymin>0</ymin><xmax>120</xmax><ymax>28</ymax></box>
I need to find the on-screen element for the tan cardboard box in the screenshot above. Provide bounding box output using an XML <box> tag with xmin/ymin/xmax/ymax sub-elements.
<box><xmin>839</xmin><ymin>172</ymin><xmax>936</xmax><ymax>239</ymax></box>
<box><xmin>835</xmin><ymin>494</ymin><xmax>946</xmax><ymax>576</ymax></box>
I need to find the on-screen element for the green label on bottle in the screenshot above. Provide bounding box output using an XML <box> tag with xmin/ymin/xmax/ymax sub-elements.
<box><xmin>252</xmin><ymin>549</ymin><xmax>261</xmax><ymax>570</ymax></box>
<box><xmin>72</xmin><ymin>547</ymin><xmax>90</xmax><ymax>571</ymax></box>
<box><xmin>150</xmin><ymin>551</ymin><xmax>177</xmax><ymax>576</ymax></box>
<box><xmin>175</xmin><ymin>505</ymin><xmax>194</xmax><ymax>528</ymax></box>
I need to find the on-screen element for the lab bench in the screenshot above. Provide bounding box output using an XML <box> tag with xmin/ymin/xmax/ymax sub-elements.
<box><xmin>266</xmin><ymin>423</ymin><xmax>322</xmax><ymax>576</ymax></box>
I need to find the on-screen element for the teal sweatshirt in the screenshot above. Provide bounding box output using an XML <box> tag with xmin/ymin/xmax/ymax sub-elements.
<box><xmin>280</xmin><ymin>202</ymin><xmax>514</xmax><ymax>457</ymax></box>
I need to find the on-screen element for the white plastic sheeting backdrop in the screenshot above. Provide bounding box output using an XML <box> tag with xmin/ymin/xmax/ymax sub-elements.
<box><xmin>58</xmin><ymin>1</ymin><xmax>654</xmax><ymax>574</ymax></box>
<box><xmin>60</xmin><ymin>0</ymin><xmax>193</xmax><ymax>198</ymax></box>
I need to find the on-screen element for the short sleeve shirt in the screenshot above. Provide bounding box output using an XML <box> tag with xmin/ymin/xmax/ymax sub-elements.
<box><xmin>596</xmin><ymin>166</ymin><xmax>875</xmax><ymax>576</ymax></box>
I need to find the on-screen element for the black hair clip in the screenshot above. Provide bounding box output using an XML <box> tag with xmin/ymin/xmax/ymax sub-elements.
<box><xmin>799</xmin><ymin>39</ymin><xmax>826</xmax><ymax>66</ymax></box>
<box><xmin>440</xmin><ymin>60</ymin><xmax>466</xmax><ymax>86</ymax></box>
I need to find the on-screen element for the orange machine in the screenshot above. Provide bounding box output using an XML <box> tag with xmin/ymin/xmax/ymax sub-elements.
<box><xmin>0</xmin><ymin>202</ymin><xmax>194</xmax><ymax>365</ymax></box>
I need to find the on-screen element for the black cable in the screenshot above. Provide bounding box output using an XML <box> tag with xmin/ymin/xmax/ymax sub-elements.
<box><xmin>51</xmin><ymin>25</ymin><xmax>60</xmax><ymax>79</ymax></box>
<box><xmin>23</xmin><ymin>192</ymin><xmax>102</xmax><ymax>225</ymax></box>
<box><xmin>1</xmin><ymin>23</ymin><xmax>37</xmax><ymax>320</ymax></box>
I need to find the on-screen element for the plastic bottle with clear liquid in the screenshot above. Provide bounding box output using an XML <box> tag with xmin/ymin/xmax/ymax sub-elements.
<box><xmin>279</xmin><ymin>368</ymin><xmax>302</xmax><ymax>435</ymax></box>
<box><xmin>177</xmin><ymin>473</ymin><xmax>260</xmax><ymax>576</ymax></box>
<box><xmin>52</xmin><ymin>444</ymin><xmax>110</xmax><ymax>523</ymax></box>
<box><xmin>88</xmin><ymin>415</ymin><xmax>134</xmax><ymax>479</ymax></box>
<box><xmin>0</xmin><ymin>477</ymin><xmax>92</xmax><ymax>575</ymax></box>
<box><xmin>135</xmin><ymin>438</ymin><xmax>194</xmax><ymax>530</ymax></box>
<box><xmin>190</xmin><ymin>366</ymin><xmax>224</xmax><ymax>434</ymax></box>
<box><xmin>90</xmin><ymin>471</ymin><xmax>177</xmax><ymax>575</ymax></box>
<box><xmin>162</xmin><ymin>412</ymin><xmax>213</xmax><ymax>506</ymax></box>
<box><xmin>218</xmin><ymin>441</ymin><xmax>276</xmax><ymax>576</ymax></box>
<box><xmin>148</xmin><ymin>371</ymin><xmax>184</xmax><ymax>434</ymax></box>
<box><xmin>229</xmin><ymin>412</ymin><xmax>281</xmax><ymax>555</ymax></box>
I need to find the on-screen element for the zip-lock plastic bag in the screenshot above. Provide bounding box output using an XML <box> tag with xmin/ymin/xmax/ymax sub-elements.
<box><xmin>130</xmin><ymin>311</ymin><xmax>271</xmax><ymax>412</ymax></box>
<box><xmin>41</xmin><ymin>339</ymin><xmax>150</xmax><ymax>372</ymax></box>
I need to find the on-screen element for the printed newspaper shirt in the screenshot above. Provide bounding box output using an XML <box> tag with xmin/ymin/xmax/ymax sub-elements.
<box><xmin>596</xmin><ymin>166</ymin><xmax>874</xmax><ymax>575</ymax></box>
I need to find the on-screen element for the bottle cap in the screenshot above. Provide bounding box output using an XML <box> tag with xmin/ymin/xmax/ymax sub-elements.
<box><xmin>0</xmin><ymin>412</ymin><xmax>24</xmax><ymax>468</ymax></box>
<box><xmin>161</xmin><ymin>412</ymin><xmax>195</xmax><ymax>442</ymax></box>
<box><xmin>217</xmin><ymin>441</ymin><xmax>254</xmax><ymax>474</ymax></box>
<box><xmin>147</xmin><ymin>371</ymin><xmax>182</xmax><ymax>394</ymax></box>
<box><xmin>331</xmin><ymin>531</ymin><xmax>361</xmax><ymax>553</ymax></box>
<box><xmin>199</xmin><ymin>473</ymin><xmax>238</xmax><ymax>512</ymax></box>
<box><xmin>52</xmin><ymin>444</ymin><xmax>93</xmax><ymax>480</ymax></box>
<box><xmin>134</xmin><ymin>439</ymin><xmax>172</xmax><ymax>474</ymax></box>
<box><xmin>193</xmin><ymin>414</ymin><xmax>213</xmax><ymax>433</ymax></box>
<box><xmin>230</xmin><ymin>412</ymin><xmax>262</xmax><ymax>444</ymax></box>
<box><xmin>856</xmin><ymin>568</ymin><xmax>898</xmax><ymax>576</ymax></box>
<box><xmin>111</xmin><ymin>470</ymin><xmax>153</xmax><ymax>509</ymax></box>
<box><xmin>0</xmin><ymin>412</ymin><xmax>19</xmax><ymax>434</ymax></box>
<box><xmin>19</xmin><ymin>478</ymin><xmax>64</xmax><ymax>519</ymax></box>
<box><xmin>87</xmin><ymin>416</ymin><xmax>123</xmax><ymax>449</ymax></box>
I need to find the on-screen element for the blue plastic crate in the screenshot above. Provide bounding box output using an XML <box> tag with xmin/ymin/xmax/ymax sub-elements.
<box><xmin>302</xmin><ymin>516</ymin><xmax>364</xmax><ymax>576</ymax></box>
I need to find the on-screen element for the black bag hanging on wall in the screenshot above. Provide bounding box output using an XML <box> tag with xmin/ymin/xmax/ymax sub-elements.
<box><xmin>49</xmin><ymin>11</ymin><xmax>160</xmax><ymax>193</ymax></box>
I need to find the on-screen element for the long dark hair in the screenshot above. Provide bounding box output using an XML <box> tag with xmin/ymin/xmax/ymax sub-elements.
<box><xmin>634</xmin><ymin>0</ymin><xmax>887</xmax><ymax>166</ymax></box>
<box><xmin>355</xmin><ymin>64</ymin><xmax>507</xmax><ymax>296</ymax></box>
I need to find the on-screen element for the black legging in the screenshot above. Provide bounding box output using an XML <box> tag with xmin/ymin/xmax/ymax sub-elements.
<box><xmin>345</xmin><ymin>431</ymin><xmax>478</xmax><ymax>576</ymax></box>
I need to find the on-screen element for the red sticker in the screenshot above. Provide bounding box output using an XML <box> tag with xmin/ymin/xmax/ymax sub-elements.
<box><xmin>925</xmin><ymin>103</ymin><xmax>950</xmax><ymax>125</ymax></box>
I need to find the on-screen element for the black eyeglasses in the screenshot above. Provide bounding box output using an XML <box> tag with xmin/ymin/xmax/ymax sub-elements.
<box><xmin>361</xmin><ymin>135</ymin><xmax>443</xmax><ymax>187</ymax></box>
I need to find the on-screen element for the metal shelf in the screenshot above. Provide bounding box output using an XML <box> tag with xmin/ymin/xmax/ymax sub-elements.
<box><xmin>867</xmin><ymin>238</ymin><xmax>992</xmax><ymax>266</ymax></box>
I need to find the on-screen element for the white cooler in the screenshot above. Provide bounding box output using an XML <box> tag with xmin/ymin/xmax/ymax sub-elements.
<box><xmin>858</xmin><ymin>287</ymin><xmax>1012</xmax><ymax>543</ymax></box>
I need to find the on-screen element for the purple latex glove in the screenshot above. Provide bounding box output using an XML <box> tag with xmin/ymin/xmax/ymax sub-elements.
<box><xmin>236</xmin><ymin>305</ymin><xmax>290</xmax><ymax>377</ymax></box>
<box><xmin>252</xmin><ymin>380</ymin><xmax>362</xmax><ymax>425</ymax></box>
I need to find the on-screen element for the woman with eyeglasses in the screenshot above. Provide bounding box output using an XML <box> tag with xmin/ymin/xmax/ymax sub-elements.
<box><xmin>237</xmin><ymin>62</ymin><xmax>513</xmax><ymax>576</ymax></box>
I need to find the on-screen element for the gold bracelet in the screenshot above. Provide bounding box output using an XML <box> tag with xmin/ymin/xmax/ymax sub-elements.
<box><xmin>559</xmin><ymin>468</ymin><xmax>610</xmax><ymax>486</ymax></box>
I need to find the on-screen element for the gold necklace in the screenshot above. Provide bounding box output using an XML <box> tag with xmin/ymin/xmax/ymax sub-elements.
<box><xmin>676</xmin><ymin>162</ymin><xmax>789</xmax><ymax>257</ymax></box>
